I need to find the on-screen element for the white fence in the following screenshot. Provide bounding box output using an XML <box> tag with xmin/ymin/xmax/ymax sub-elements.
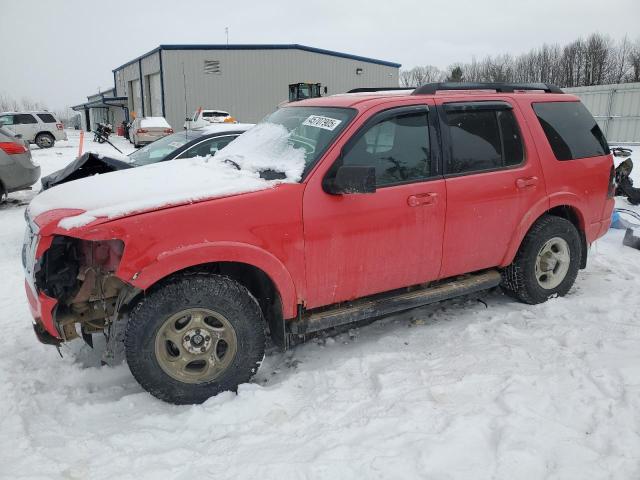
<box><xmin>564</xmin><ymin>82</ymin><xmax>640</xmax><ymax>145</ymax></box>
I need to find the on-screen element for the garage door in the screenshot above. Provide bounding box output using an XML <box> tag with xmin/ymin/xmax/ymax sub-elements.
<box><xmin>149</xmin><ymin>73</ymin><xmax>162</xmax><ymax>117</ymax></box>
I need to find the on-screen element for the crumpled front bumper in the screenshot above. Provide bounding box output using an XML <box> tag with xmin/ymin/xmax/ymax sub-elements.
<box><xmin>25</xmin><ymin>279</ymin><xmax>61</xmax><ymax>343</ymax></box>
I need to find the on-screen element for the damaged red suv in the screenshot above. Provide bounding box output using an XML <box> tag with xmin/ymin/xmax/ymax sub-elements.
<box><xmin>24</xmin><ymin>83</ymin><xmax>614</xmax><ymax>404</ymax></box>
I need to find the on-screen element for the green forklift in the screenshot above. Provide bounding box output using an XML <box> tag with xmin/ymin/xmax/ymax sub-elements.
<box><xmin>288</xmin><ymin>82</ymin><xmax>327</xmax><ymax>102</ymax></box>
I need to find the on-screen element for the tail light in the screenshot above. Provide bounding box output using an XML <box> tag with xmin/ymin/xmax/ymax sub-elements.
<box><xmin>136</xmin><ymin>128</ymin><xmax>148</xmax><ymax>134</ymax></box>
<box><xmin>56</xmin><ymin>123</ymin><xmax>64</xmax><ymax>130</ymax></box>
<box><xmin>164</xmin><ymin>128</ymin><xmax>173</xmax><ymax>134</ymax></box>
<box><xmin>0</xmin><ymin>142</ymin><xmax>28</xmax><ymax>155</ymax></box>
<box><xmin>608</xmin><ymin>165</ymin><xmax>615</xmax><ymax>198</ymax></box>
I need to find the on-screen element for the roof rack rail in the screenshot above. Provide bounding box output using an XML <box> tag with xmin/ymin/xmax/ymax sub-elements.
<box><xmin>347</xmin><ymin>87</ymin><xmax>413</xmax><ymax>93</ymax></box>
<box><xmin>412</xmin><ymin>82</ymin><xmax>564</xmax><ymax>95</ymax></box>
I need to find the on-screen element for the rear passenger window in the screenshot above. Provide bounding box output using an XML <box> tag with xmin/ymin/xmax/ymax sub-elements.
<box><xmin>444</xmin><ymin>104</ymin><xmax>524</xmax><ymax>175</ymax></box>
<box><xmin>15</xmin><ymin>114</ymin><xmax>37</xmax><ymax>124</ymax></box>
<box><xmin>37</xmin><ymin>113</ymin><xmax>56</xmax><ymax>123</ymax></box>
<box><xmin>532</xmin><ymin>102</ymin><xmax>608</xmax><ymax>160</ymax></box>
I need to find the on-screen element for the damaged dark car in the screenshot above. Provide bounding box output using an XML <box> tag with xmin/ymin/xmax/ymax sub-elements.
<box><xmin>41</xmin><ymin>123</ymin><xmax>254</xmax><ymax>190</ymax></box>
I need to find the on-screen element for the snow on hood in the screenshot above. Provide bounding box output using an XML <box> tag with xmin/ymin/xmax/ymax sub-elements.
<box><xmin>28</xmin><ymin>123</ymin><xmax>305</xmax><ymax>230</ymax></box>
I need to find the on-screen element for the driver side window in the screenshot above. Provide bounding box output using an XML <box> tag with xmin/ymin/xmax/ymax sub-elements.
<box><xmin>341</xmin><ymin>108</ymin><xmax>431</xmax><ymax>187</ymax></box>
<box><xmin>179</xmin><ymin>135</ymin><xmax>238</xmax><ymax>159</ymax></box>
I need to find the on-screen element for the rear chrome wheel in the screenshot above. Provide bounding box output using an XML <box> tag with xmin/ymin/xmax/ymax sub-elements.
<box><xmin>501</xmin><ymin>215</ymin><xmax>581</xmax><ymax>304</ymax></box>
<box><xmin>535</xmin><ymin>237</ymin><xmax>570</xmax><ymax>289</ymax></box>
<box><xmin>35</xmin><ymin>133</ymin><xmax>54</xmax><ymax>149</ymax></box>
<box><xmin>154</xmin><ymin>308</ymin><xmax>238</xmax><ymax>384</ymax></box>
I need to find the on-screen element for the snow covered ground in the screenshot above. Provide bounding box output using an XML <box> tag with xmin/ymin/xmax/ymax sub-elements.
<box><xmin>1</xmin><ymin>132</ymin><xmax>639</xmax><ymax>479</ymax></box>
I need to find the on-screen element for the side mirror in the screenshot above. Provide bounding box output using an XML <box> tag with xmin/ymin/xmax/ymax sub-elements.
<box><xmin>323</xmin><ymin>165</ymin><xmax>376</xmax><ymax>194</ymax></box>
<box><xmin>14</xmin><ymin>133</ymin><xmax>22</xmax><ymax>139</ymax></box>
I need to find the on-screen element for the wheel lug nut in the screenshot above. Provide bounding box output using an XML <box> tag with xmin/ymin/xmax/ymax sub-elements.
<box><xmin>205</xmin><ymin>336</ymin><xmax>210</xmax><ymax>341</ymax></box>
<box><xmin>185</xmin><ymin>335</ymin><xmax>190</xmax><ymax>341</ymax></box>
<box><xmin>195</xmin><ymin>329</ymin><xmax>201</xmax><ymax>335</ymax></box>
<box><xmin>200</xmin><ymin>347</ymin><xmax>206</xmax><ymax>352</ymax></box>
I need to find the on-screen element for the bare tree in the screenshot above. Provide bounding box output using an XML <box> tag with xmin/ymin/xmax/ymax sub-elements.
<box><xmin>401</xmin><ymin>33</ymin><xmax>638</xmax><ymax>89</ymax></box>
<box><xmin>627</xmin><ymin>38</ymin><xmax>640</xmax><ymax>82</ymax></box>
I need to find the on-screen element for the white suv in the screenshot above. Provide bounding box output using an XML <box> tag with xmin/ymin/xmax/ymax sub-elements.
<box><xmin>183</xmin><ymin>109</ymin><xmax>233</xmax><ymax>130</ymax></box>
<box><xmin>0</xmin><ymin>111</ymin><xmax>67</xmax><ymax>148</ymax></box>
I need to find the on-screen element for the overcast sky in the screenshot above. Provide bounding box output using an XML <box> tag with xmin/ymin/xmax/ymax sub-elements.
<box><xmin>1</xmin><ymin>0</ymin><xmax>638</xmax><ymax>110</ymax></box>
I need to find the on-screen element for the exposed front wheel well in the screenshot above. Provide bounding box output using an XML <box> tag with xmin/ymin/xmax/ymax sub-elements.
<box><xmin>142</xmin><ymin>262</ymin><xmax>286</xmax><ymax>348</ymax></box>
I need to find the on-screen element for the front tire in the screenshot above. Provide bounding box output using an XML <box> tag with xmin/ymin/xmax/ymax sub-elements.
<box><xmin>125</xmin><ymin>274</ymin><xmax>266</xmax><ymax>404</ymax></box>
<box><xmin>501</xmin><ymin>215</ymin><xmax>582</xmax><ymax>304</ymax></box>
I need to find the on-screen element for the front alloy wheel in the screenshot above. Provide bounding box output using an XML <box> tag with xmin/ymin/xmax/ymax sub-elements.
<box><xmin>125</xmin><ymin>274</ymin><xmax>266</xmax><ymax>404</ymax></box>
<box><xmin>154</xmin><ymin>308</ymin><xmax>238</xmax><ymax>384</ymax></box>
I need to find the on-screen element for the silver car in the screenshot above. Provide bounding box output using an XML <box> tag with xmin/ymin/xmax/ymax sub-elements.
<box><xmin>0</xmin><ymin>127</ymin><xmax>40</xmax><ymax>201</ymax></box>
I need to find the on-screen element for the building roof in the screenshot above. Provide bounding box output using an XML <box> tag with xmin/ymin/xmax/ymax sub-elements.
<box><xmin>71</xmin><ymin>96</ymin><xmax>128</xmax><ymax>111</ymax></box>
<box><xmin>113</xmin><ymin>44</ymin><xmax>401</xmax><ymax>72</ymax></box>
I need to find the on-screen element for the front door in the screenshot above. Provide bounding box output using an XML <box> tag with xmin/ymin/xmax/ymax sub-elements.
<box><xmin>303</xmin><ymin>103</ymin><xmax>446</xmax><ymax>309</ymax></box>
<box><xmin>437</xmin><ymin>98</ymin><xmax>548</xmax><ymax>278</ymax></box>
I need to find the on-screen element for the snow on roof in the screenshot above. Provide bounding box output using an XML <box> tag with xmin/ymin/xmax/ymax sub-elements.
<box><xmin>139</xmin><ymin>117</ymin><xmax>171</xmax><ymax>129</ymax></box>
<box><xmin>28</xmin><ymin>123</ymin><xmax>305</xmax><ymax>229</ymax></box>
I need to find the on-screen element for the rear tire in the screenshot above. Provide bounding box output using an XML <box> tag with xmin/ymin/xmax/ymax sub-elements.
<box><xmin>501</xmin><ymin>215</ymin><xmax>582</xmax><ymax>304</ymax></box>
<box><xmin>125</xmin><ymin>274</ymin><xmax>266</xmax><ymax>404</ymax></box>
<box><xmin>35</xmin><ymin>133</ymin><xmax>55</xmax><ymax>149</ymax></box>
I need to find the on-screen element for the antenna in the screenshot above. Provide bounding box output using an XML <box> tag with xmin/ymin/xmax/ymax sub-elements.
<box><xmin>225</xmin><ymin>27</ymin><xmax>229</xmax><ymax>46</ymax></box>
<box><xmin>182</xmin><ymin>62</ymin><xmax>189</xmax><ymax>136</ymax></box>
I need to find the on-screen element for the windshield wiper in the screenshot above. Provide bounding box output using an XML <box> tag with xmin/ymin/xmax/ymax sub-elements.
<box><xmin>223</xmin><ymin>158</ymin><xmax>241</xmax><ymax>170</ymax></box>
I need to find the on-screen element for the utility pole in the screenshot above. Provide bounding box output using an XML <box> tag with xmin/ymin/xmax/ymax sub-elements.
<box><xmin>225</xmin><ymin>27</ymin><xmax>229</xmax><ymax>46</ymax></box>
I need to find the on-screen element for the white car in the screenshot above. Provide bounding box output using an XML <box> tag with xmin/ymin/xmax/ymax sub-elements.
<box><xmin>0</xmin><ymin>111</ymin><xmax>67</xmax><ymax>148</ymax></box>
<box><xmin>130</xmin><ymin>117</ymin><xmax>174</xmax><ymax>148</ymax></box>
<box><xmin>184</xmin><ymin>109</ymin><xmax>234</xmax><ymax>130</ymax></box>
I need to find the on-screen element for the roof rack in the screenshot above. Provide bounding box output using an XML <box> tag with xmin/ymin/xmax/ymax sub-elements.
<box><xmin>412</xmin><ymin>82</ymin><xmax>563</xmax><ymax>95</ymax></box>
<box><xmin>346</xmin><ymin>87</ymin><xmax>413</xmax><ymax>93</ymax></box>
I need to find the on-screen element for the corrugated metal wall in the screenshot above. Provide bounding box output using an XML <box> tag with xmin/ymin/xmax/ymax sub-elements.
<box><xmin>564</xmin><ymin>82</ymin><xmax>640</xmax><ymax>144</ymax></box>
<box><xmin>113</xmin><ymin>47</ymin><xmax>399</xmax><ymax>129</ymax></box>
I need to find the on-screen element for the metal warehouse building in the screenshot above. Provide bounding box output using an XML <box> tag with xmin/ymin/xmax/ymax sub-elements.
<box><xmin>111</xmin><ymin>44</ymin><xmax>400</xmax><ymax>129</ymax></box>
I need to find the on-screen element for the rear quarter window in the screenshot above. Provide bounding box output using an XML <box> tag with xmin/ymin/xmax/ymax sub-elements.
<box><xmin>37</xmin><ymin>113</ymin><xmax>57</xmax><ymax>123</ymax></box>
<box><xmin>532</xmin><ymin>101</ymin><xmax>609</xmax><ymax>160</ymax></box>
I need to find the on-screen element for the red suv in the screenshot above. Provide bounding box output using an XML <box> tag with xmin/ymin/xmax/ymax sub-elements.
<box><xmin>24</xmin><ymin>83</ymin><xmax>614</xmax><ymax>404</ymax></box>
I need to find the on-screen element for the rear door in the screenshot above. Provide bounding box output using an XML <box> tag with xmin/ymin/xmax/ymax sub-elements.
<box><xmin>303</xmin><ymin>101</ymin><xmax>447</xmax><ymax>308</ymax></box>
<box><xmin>438</xmin><ymin>98</ymin><xmax>548</xmax><ymax>278</ymax></box>
<box><xmin>13</xmin><ymin>114</ymin><xmax>39</xmax><ymax>142</ymax></box>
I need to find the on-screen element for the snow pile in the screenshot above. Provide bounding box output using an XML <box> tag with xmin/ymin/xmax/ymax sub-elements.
<box><xmin>28</xmin><ymin>124</ymin><xmax>306</xmax><ymax>229</ymax></box>
<box><xmin>215</xmin><ymin>123</ymin><xmax>306</xmax><ymax>180</ymax></box>
<box><xmin>139</xmin><ymin>117</ymin><xmax>171</xmax><ymax>129</ymax></box>
<box><xmin>1</xmin><ymin>136</ymin><xmax>640</xmax><ymax>478</ymax></box>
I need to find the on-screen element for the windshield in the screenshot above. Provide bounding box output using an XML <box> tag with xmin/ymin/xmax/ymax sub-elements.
<box><xmin>128</xmin><ymin>131</ymin><xmax>200</xmax><ymax>166</ymax></box>
<box><xmin>216</xmin><ymin>106</ymin><xmax>355</xmax><ymax>181</ymax></box>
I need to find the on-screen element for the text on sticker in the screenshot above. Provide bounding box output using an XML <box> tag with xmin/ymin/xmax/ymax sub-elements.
<box><xmin>302</xmin><ymin>115</ymin><xmax>342</xmax><ymax>131</ymax></box>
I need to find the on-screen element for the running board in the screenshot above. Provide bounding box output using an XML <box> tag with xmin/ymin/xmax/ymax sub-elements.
<box><xmin>289</xmin><ymin>270</ymin><xmax>502</xmax><ymax>335</ymax></box>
